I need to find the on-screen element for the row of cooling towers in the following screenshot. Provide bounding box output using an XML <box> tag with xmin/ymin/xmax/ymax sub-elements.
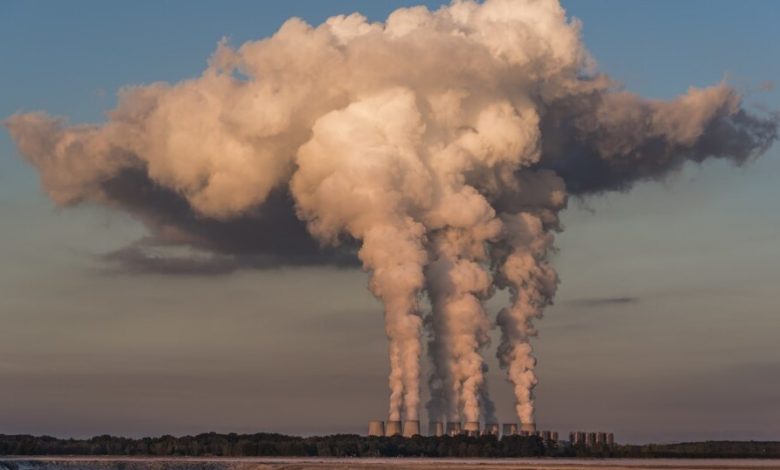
<box><xmin>368</xmin><ymin>421</ymin><xmax>615</xmax><ymax>447</ymax></box>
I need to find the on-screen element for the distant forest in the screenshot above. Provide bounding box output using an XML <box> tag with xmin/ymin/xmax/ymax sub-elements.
<box><xmin>2</xmin><ymin>433</ymin><xmax>779</xmax><ymax>459</ymax></box>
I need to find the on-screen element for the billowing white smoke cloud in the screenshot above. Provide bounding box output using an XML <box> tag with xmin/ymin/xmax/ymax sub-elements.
<box><xmin>6</xmin><ymin>0</ymin><xmax>776</xmax><ymax>425</ymax></box>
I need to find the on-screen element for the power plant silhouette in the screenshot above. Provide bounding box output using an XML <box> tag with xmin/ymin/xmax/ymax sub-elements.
<box><xmin>367</xmin><ymin>420</ymin><xmax>614</xmax><ymax>447</ymax></box>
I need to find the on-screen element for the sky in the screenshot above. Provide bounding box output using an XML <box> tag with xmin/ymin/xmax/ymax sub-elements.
<box><xmin>1</xmin><ymin>0</ymin><xmax>779</xmax><ymax>444</ymax></box>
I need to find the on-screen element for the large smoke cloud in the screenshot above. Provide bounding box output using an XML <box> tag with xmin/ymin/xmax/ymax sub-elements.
<box><xmin>6</xmin><ymin>0</ymin><xmax>776</xmax><ymax>426</ymax></box>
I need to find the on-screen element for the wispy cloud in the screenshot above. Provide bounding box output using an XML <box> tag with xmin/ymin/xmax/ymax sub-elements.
<box><xmin>567</xmin><ymin>296</ymin><xmax>640</xmax><ymax>308</ymax></box>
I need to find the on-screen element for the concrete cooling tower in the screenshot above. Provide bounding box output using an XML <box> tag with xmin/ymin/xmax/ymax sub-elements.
<box><xmin>446</xmin><ymin>422</ymin><xmax>462</xmax><ymax>436</ymax></box>
<box><xmin>403</xmin><ymin>420</ymin><xmax>420</xmax><ymax>437</ymax></box>
<box><xmin>385</xmin><ymin>420</ymin><xmax>402</xmax><ymax>436</ymax></box>
<box><xmin>502</xmin><ymin>423</ymin><xmax>518</xmax><ymax>436</ymax></box>
<box><xmin>368</xmin><ymin>420</ymin><xmax>384</xmax><ymax>437</ymax></box>
<box><xmin>483</xmin><ymin>423</ymin><xmax>500</xmax><ymax>436</ymax></box>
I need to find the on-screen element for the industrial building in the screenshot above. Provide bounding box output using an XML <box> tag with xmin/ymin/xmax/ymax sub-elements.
<box><xmin>463</xmin><ymin>421</ymin><xmax>480</xmax><ymax>436</ymax></box>
<box><xmin>569</xmin><ymin>430</ymin><xmax>615</xmax><ymax>448</ymax></box>
<box><xmin>428</xmin><ymin>421</ymin><xmax>444</xmax><ymax>437</ymax></box>
<box><xmin>368</xmin><ymin>419</ymin><xmax>614</xmax><ymax>448</ymax></box>
<box><xmin>402</xmin><ymin>420</ymin><xmax>420</xmax><ymax>437</ymax></box>
<box><xmin>482</xmin><ymin>423</ymin><xmax>500</xmax><ymax>436</ymax></box>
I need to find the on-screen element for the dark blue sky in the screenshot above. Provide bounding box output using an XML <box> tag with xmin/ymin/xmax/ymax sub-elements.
<box><xmin>1</xmin><ymin>1</ymin><xmax>778</xmax><ymax>443</ymax></box>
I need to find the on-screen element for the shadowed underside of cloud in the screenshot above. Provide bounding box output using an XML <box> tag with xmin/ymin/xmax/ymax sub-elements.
<box><xmin>96</xmin><ymin>169</ymin><xmax>360</xmax><ymax>275</ymax></box>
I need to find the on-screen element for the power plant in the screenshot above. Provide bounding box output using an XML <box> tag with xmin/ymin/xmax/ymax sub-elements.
<box><xmin>463</xmin><ymin>421</ymin><xmax>480</xmax><ymax>437</ymax></box>
<box><xmin>385</xmin><ymin>420</ymin><xmax>402</xmax><ymax>437</ymax></box>
<box><xmin>402</xmin><ymin>420</ymin><xmax>420</xmax><ymax>438</ymax></box>
<box><xmin>482</xmin><ymin>423</ymin><xmax>500</xmax><ymax>437</ymax></box>
<box><xmin>367</xmin><ymin>420</ymin><xmax>384</xmax><ymax>437</ymax></box>
<box><xmin>502</xmin><ymin>423</ymin><xmax>518</xmax><ymax>436</ymax></box>
<box><xmin>368</xmin><ymin>419</ymin><xmax>615</xmax><ymax>448</ymax></box>
<box><xmin>519</xmin><ymin>422</ymin><xmax>537</xmax><ymax>436</ymax></box>
<box><xmin>428</xmin><ymin>421</ymin><xmax>444</xmax><ymax>437</ymax></box>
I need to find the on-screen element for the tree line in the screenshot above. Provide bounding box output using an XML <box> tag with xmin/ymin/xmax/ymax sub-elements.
<box><xmin>1</xmin><ymin>433</ymin><xmax>778</xmax><ymax>458</ymax></box>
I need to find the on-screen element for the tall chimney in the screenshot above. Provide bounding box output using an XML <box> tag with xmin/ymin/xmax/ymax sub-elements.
<box><xmin>429</xmin><ymin>421</ymin><xmax>444</xmax><ymax>437</ymax></box>
<box><xmin>368</xmin><ymin>420</ymin><xmax>384</xmax><ymax>437</ymax></box>
<box><xmin>385</xmin><ymin>420</ymin><xmax>402</xmax><ymax>436</ymax></box>
<box><xmin>445</xmin><ymin>421</ymin><xmax>462</xmax><ymax>436</ymax></box>
<box><xmin>403</xmin><ymin>420</ymin><xmax>420</xmax><ymax>437</ymax></box>
<box><xmin>501</xmin><ymin>423</ymin><xmax>518</xmax><ymax>436</ymax></box>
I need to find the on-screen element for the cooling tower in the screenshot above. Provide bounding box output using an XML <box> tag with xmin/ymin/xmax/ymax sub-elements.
<box><xmin>586</xmin><ymin>432</ymin><xmax>597</xmax><ymax>447</ymax></box>
<box><xmin>577</xmin><ymin>432</ymin><xmax>586</xmax><ymax>445</ymax></box>
<box><xmin>607</xmin><ymin>432</ymin><xmax>615</xmax><ymax>447</ymax></box>
<box><xmin>597</xmin><ymin>432</ymin><xmax>606</xmax><ymax>445</ymax></box>
<box><xmin>368</xmin><ymin>420</ymin><xmax>384</xmax><ymax>437</ymax></box>
<box><xmin>403</xmin><ymin>420</ymin><xmax>420</xmax><ymax>437</ymax></box>
<box><xmin>551</xmin><ymin>432</ymin><xmax>559</xmax><ymax>442</ymax></box>
<box><xmin>520</xmin><ymin>422</ymin><xmax>536</xmax><ymax>434</ymax></box>
<box><xmin>568</xmin><ymin>432</ymin><xmax>575</xmax><ymax>443</ymax></box>
<box><xmin>429</xmin><ymin>421</ymin><xmax>444</xmax><ymax>437</ymax></box>
<box><xmin>386</xmin><ymin>420</ymin><xmax>402</xmax><ymax>436</ymax></box>
<box><xmin>541</xmin><ymin>431</ymin><xmax>551</xmax><ymax>441</ymax></box>
<box><xmin>446</xmin><ymin>421</ymin><xmax>462</xmax><ymax>436</ymax></box>
<box><xmin>464</xmin><ymin>421</ymin><xmax>480</xmax><ymax>436</ymax></box>
<box><xmin>502</xmin><ymin>423</ymin><xmax>518</xmax><ymax>436</ymax></box>
<box><xmin>483</xmin><ymin>423</ymin><xmax>500</xmax><ymax>436</ymax></box>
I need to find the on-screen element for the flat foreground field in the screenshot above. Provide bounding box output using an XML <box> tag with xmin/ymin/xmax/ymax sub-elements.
<box><xmin>2</xmin><ymin>457</ymin><xmax>780</xmax><ymax>470</ymax></box>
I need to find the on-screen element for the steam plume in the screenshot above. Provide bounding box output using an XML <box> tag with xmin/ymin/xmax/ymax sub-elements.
<box><xmin>6</xmin><ymin>0</ymin><xmax>776</xmax><ymax>425</ymax></box>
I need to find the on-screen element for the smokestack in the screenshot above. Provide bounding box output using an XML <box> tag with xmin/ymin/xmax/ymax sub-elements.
<box><xmin>368</xmin><ymin>420</ymin><xmax>384</xmax><ymax>437</ymax></box>
<box><xmin>429</xmin><ymin>421</ymin><xmax>444</xmax><ymax>437</ymax></box>
<box><xmin>385</xmin><ymin>420</ymin><xmax>402</xmax><ymax>436</ymax></box>
<box><xmin>482</xmin><ymin>423</ymin><xmax>499</xmax><ymax>437</ymax></box>
<box><xmin>464</xmin><ymin>421</ymin><xmax>480</xmax><ymax>436</ymax></box>
<box><xmin>446</xmin><ymin>421</ymin><xmax>462</xmax><ymax>436</ymax></box>
<box><xmin>403</xmin><ymin>420</ymin><xmax>420</xmax><ymax>437</ymax></box>
<box><xmin>502</xmin><ymin>423</ymin><xmax>518</xmax><ymax>436</ymax></box>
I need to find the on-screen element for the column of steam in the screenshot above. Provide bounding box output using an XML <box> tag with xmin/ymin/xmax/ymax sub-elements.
<box><xmin>425</xmin><ymin>272</ymin><xmax>461</xmax><ymax>427</ymax></box>
<box><xmin>360</xmin><ymin>224</ymin><xmax>427</xmax><ymax>424</ymax></box>
<box><xmin>418</xmin><ymin>96</ymin><xmax>536</xmax><ymax>432</ymax></box>
<box><xmin>425</xmin><ymin>222</ymin><xmax>500</xmax><ymax>429</ymax></box>
<box><xmin>493</xmin><ymin>212</ymin><xmax>558</xmax><ymax>428</ymax></box>
<box><xmin>426</xmin><ymin>238</ymin><xmax>487</xmax><ymax>426</ymax></box>
<box><xmin>290</xmin><ymin>90</ymin><xmax>430</xmax><ymax>426</ymax></box>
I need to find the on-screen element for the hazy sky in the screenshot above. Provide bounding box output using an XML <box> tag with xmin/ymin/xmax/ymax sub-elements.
<box><xmin>1</xmin><ymin>1</ymin><xmax>779</xmax><ymax>443</ymax></box>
